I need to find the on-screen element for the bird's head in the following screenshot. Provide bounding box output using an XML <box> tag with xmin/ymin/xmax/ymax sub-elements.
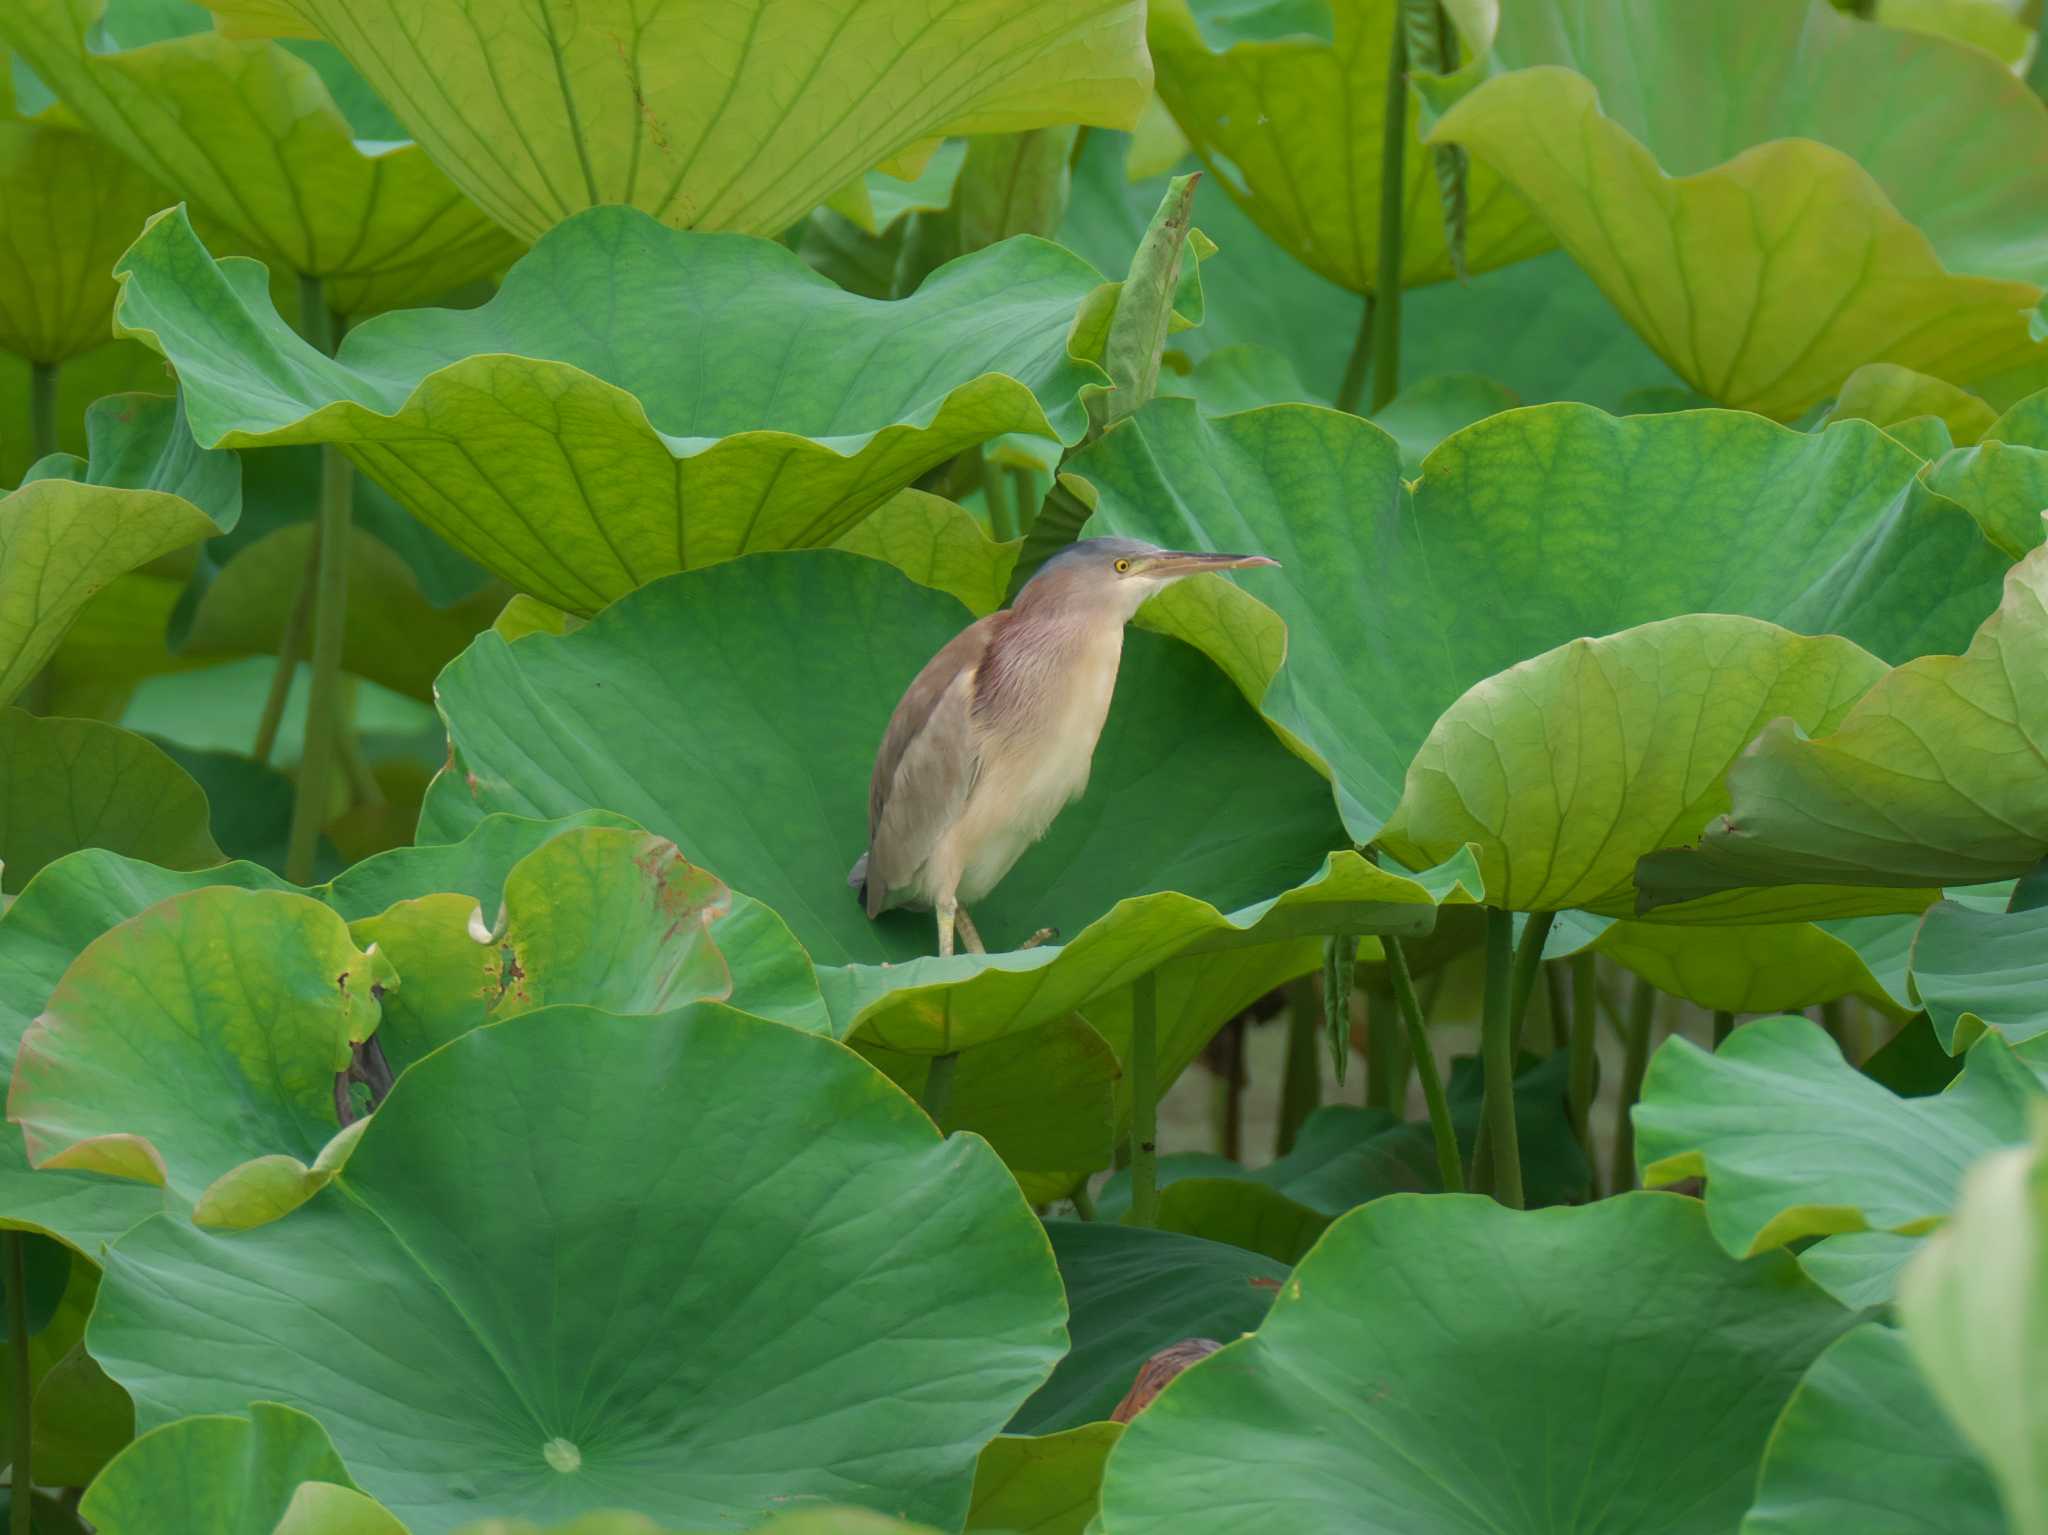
<box><xmin>1020</xmin><ymin>536</ymin><xmax>1279</xmax><ymax>624</ymax></box>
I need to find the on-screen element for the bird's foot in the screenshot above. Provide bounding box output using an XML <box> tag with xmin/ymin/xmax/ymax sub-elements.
<box><xmin>1016</xmin><ymin>926</ymin><xmax>1059</xmax><ymax>951</ymax></box>
<box><xmin>955</xmin><ymin>905</ymin><xmax>990</xmax><ymax>955</ymax></box>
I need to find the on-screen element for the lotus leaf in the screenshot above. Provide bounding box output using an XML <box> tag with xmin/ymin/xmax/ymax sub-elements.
<box><xmin>1739</xmin><ymin>1322</ymin><xmax>2002</xmax><ymax>1535</ymax></box>
<box><xmin>1912</xmin><ymin>898</ymin><xmax>2048</xmax><ymax>1052</ymax></box>
<box><xmin>1078</xmin><ymin>397</ymin><xmax>2002</xmax><ymax>916</ymax></box>
<box><xmin>1419</xmin><ymin>0</ymin><xmax>2048</xmax><ymax>417</ymax></box>
<box><xmin>88</xmin><ymin>1006</ymin><xmax>1068</xmax><ymax>1534</ymax></box>
<box><xmin>1638</xmin><ymin>543</ymin><xmax>2048</xmax><ymax>900</ymax></box>
<box><xmin>197</xmin><ymin>0</ymin><xmax>1148</xmax><ymax>244</ymax></box>
<box><xmin>112</xmin><ymin>207</ymin><xmax>1119</xmax><ymax>613</ymax></box>
<box><xmin>1</xmin><ymin>1241</ymin><xmax>132</xmax><ymax>1487</ymax></box>
<box><xmin>968</xmin><ymin>1423</ymin><xmax>1120</xmax><ymax>1535</ymax></box>
<box><xmin>1927</xmin><ymin>440</ymin><xmax>2048</xmax><ymax>558</ymax></box>
<box><xmin>0</xmin><ymin>710</ymin><xmax>222</xmax><ymax>894</ymax></box>
<box><xmin>0</xmin><ymin>338</ymin><xmax>169</xmax><ymax>487</ymax></box>
<box><xmin>1800</xmin><ymin>1230</ymin><xmax>1927</xmax><ymax>1313</ymax></box>
<box><xmin>1145</xmin><ymin>0</ymin><xmax>1551</xmax><ymax>293</ymax></box>
<box><xmin>1594</xmin><ymin>914</ymin><xmax>1915</xmax><ymax>1016</ymax></box>
<box><xmin>1898</xmin><ymin>1107</ymin><xmax>2048</xmax><ymax>1535</ymax></box>
<box><xmin>1</xmin><ymin>391</ymin><xmax>239</xmax><ymax>706</ymax></box>
<box><xmin>0</xmin><ymin>0</ymin><xmax>518</xmax><ymax>317</ymax></box>
<box><xmin>1011</xmin><ymin>1222</ymin><xmax>1283</xmax><ymax>1436</ymax></box>
<box><xmin>79</xmin><ymin>1402</ymin><xmax>364</xmax><ymax>1535</ymax></box>
<box><xmin>1635</xmin><ymin>1016</ymin><xmax>2042</xmax><ymax>1267</ymax></box>
<box><xmin>423</xmin><ymin>548</ymin><xmax>1485</xmax><ymax>1056</ymax></box>
<box><xmin>1096</xmin><ymin>1193</ymin><xmax>1856</xmax><ymax>1534</ymax></box>
<box><xmin>10</xmin><ymin>884</ymin><xmax>391</xmax><ymax>1228</ymax></box>
<box><xmin>1823</xmin><ymin>363</ymin><xmax>1998</xmax><ymax>449</ymax></box>
<box><xmin>275</xmin><ymin>1483</ymin><xmax>411</xmax><ymax>1535</ymax></box>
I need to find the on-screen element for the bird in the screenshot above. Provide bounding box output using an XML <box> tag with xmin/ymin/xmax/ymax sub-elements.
<box><xmin>848</xmin><ymin>536</ymin><xmax>1280</xmax><ymax>958</ymax></box>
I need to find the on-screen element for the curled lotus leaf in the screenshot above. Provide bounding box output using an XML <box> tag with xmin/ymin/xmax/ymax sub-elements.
<box><xmin>196</xmin><ymin>0</ymin><xmax>1151</xmax><ymax>244</ymax></box>
<box><xmin>112</xmin><ymin>206</ymin><xmax>1113</xmax><ymax>614</ymax></box>
<box><xmin>1418</xmin><ymin>0</ymin><xmax>2048</xmax><ymax>417</ymax></box>
<box><xmin>9</xmin><ymin>885</ymin><xmax>395</xmax><ymax>1229</ymax></box>
<box><xmin>78</xmin><ymin>1402</ymin><xmax>368</xmax><ymax>1535</ymax></box>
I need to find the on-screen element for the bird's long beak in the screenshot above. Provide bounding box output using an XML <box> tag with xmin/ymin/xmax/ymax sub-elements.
<box><xmin>1144</xmin><ymin>550</ymin><xmax>1281</xmax><ymax>577</ymax></box>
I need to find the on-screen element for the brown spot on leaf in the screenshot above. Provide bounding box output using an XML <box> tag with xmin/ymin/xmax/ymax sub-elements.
<box><xmin>1110</xmin><ymin>1338</ymin><xmax>1223</xmax><ymax>1423</ymax></box>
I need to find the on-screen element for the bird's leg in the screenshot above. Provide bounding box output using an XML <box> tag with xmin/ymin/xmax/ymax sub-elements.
<box><xmin>954</xmin><ymin>906</ymin><xmax>989</xmax><ymax>955</ymax></box>
<box><xmin>1017</xmin><ymin>927</ymin><xmax>1059</xmax><ymax>950</ymax></box>
<box><xmin>936</xmin><ymin>900</ymin><xmax>957</xmax><ymax>959</ymax></box>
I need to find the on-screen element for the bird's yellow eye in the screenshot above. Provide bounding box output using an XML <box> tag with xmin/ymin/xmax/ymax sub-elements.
<box><xmin>1114</xmin><ymin>558</ymin><xmax>1131</xmax><ymax>574</ymax></box>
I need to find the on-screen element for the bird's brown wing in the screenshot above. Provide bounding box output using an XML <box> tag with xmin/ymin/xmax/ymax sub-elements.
<box><xmin>855</xmin><ymin>613</ymin><xmax>1002</xmax><ymax>917</ymax></box>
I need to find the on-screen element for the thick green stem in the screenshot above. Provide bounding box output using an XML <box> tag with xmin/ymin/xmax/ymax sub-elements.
<box><xmin>1480</xmin><ymin>909</ymin><xmax>1524</xmax><ymax>1207</ymax></box>
<box><xmin>1384</xmin><ymin>936</ymin><xmax>1461</xmax><ymax>1192</ymax></box>
<box><xmin>6</xmin><ymin>1233</ymin><xmax>30</xmax><ymax>1535</ymax></box>
<box><xmin>253</xmin><ymin>532</ymin><xmax>320</xmax><ymax>764</ymax></box>
<box><xmin>1070</xmin><ymin>1181</ymin><xmax>1096</xmax><ymax>1221</ymax></box>
<box><xmin>1334</xmin><ymin>293</ymin><xmax>1376</xmax><ymax>416</ymax></box>
<box><xmin>1713</xmin><ymin>1010</ymin><xmax>1735</xmax><ymax>1049</ymax></box>
<box><xmin>920</xmin><ymin>1052</ymin><xmax>959</xmax><ymax>1126</ymax></box>
<box><xmin>1126</xmin><ymin>971</ymin><xmax>1160</xmax><ymax>1227</ymax></box>
<box><xmin>284</xmin><ymin>276</ymin><xmax>351</xmax><ymax>886</ymax></box>
<box><xmin>1367</xmin><ymin>15</ymin><xmax>1407</xmax><ymax>413</ymax></box>
<box><xmin>1276</xmin><ymin>976</ymin><xmax>1321</xmax><ymax>1155</ymax></box>
<box><xmin>29</xmin><ymin>361</ymin><xmax>59</xmax><ymax>463</ymax></box>
<box><xmin>1609</xmin><ymin>976</ymin><xmax>1658</xmax><ymax>1194</ymax></box>
<box><xmin>1506</xmin><ymin>911</ymin><xmax>1556</xmax><ymax>1054</ymax></box>
<box><xmin>1568</xmin><ymin>952</ymin><xmax>1600</xmax><ymax>1195</ymax></box>
<box><xmin>1324</xmin><ymin>933</ymin><xmax>1358</xmax><ymax>1084</ymax></box>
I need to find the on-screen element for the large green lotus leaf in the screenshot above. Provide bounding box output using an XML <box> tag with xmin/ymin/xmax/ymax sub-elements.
<box><xmin>1</xmin><ymin>391</ymin><xmax>240</xmax><ymax>706</ymax></box>
<box><xmin>1912</xmin><ymin>899</ymin><xmax>2048</xmax><ymax>1052</ymax></box>
<box><xmin>113</xmin><ymin>207</ymin><xmax>1114</xmax><ymax>614</ymax></box>
<box><xmin>1638</xmin><ymin>544</ymin><xmax>2048</xmax><ymax>901</ymax></box>
<box><xmin>424</xmin><ymin>548</ymin><xmax>1482</xmax><ymax>1055</ymax></box>
<box><xmin>1822</xmin><ymin>363</ymin><xmax>1999</xmax><ymax>449</ymax></box>
<box><xmin>1011</xmin><ymin>1221</ymin><xmax>1281</xmax><ymax>1437</ymax></box>
<box><xmin>1060</xmin><ymin>132</ymin><xmax>1685</xmax><ymax>410</ymax></box>
<box><xmin>0</xmin><ymin>0</ymin><xmax>517</xmax><ymax>317</ymax></box>
<box><xmin>1595</xmin><ymin>914</ymin><xmax>1915</xmax><ymax>1015</ymax></box>
<box><xmin>1145</xmin><ymin>0</ymin><xmax>1549</xmax><ymax>295</ymax></box>
<box><xmin>0</xmin><ymin>710</ymin><xmax>223</xmax><ymax>894</ymax></box>
<box><xmin>968</xmin><ymin>1423</ymin><xmax>1120</xmax><ymax>1535</ymax></box>
<box><xmin>1097</xmin><ymin>1192</ymin><xmax>1856</xmax><ymax>1535</ymax></box>
<box><xmin>196</xmin><ymin>0</ymin><xmax>1147</xmax><ymax>245</ymax></box>
<box><xmin>833</xmin><ymin>489</ymin><xmax>1019</xmax><ymax>619</ymax></box>
<box><xmin>1077</xmin><ymin>398</ymin><xmax>2005</xmax><ymax>855</ymax></box>
<box><xmin>1635</xmin><ymin>1016</ymin><xmax>2043</xmax><ymax>1266</ymax></box>
<box><xmin>1800</xmin><ymin>1230</ymin><xmax>1926</xmax><ymax>1313</ymax></box>
<box><xmin>1925</xmin><ymin>440</ymin><xmax>2048</xmax><ymax>560</ymax></box>
<box><xmin>10</xmin><ymin>884</ymin><xmax>391</xmax><ymax>1229</ymax></box>
<box><xmin>1739</xmin><ymin>1322</ymin><xmax>2002</xmax><ymax>1535</ymax></box>
<box><xmin>1380</xmin><ymin>616</ymin><xmax>1890</xmax><ymax>913</ymax></box>
<box><xmin>0</xmin><ymin>117</ymin><xmax>171</xmax><ymax>365</ymax></box>
<box><xmin>1898</xmin><ymin>1106</ymin><xmax>2048</xmax><ymax>1535</ymax></box>
<box><xmin>79</xmin><ymin>1402</ymin><xmax>363</xmax><ymax>1535</ymax></box>
<box><xmin>1419</xmin><ymin>0</ymin><xmax>2048</xmax><ymax>418</ymax></box>
<box><xmin>88</xmin><ymin>1005</ymin><xmax>1068</xmax><ymax>1534</ymax></box>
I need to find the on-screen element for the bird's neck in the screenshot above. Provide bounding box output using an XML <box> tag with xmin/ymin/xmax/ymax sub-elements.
<box><xmin>977</xmin><ymin>606</ymin><xmax>1126</xmax><ymax>725</ymax></box>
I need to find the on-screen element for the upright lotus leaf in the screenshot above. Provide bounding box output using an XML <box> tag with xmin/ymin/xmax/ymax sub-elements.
<box><xmin>1898</xmin><ymin>1107</ymin><xmax>2048</xmax><ymax>1535</ymax></box>
<box><xmin>1089</xmin><ymin>172</ymin><xmax>1198</xmax><ymax>434</ymax></box>
<box><xmin>194</xmin><ymin>0</ymin><xmax>1148</xmax><ymax>244</ymax></box>
<box><xmin>832</xmin><ymin>490</ymin><xmax>1020</xmax><ymax>618</ymax></box>
<box><xmin>1010</xmin><ymin>1221</ymin><xmax>1283</xmax><ymax>1436</ymax></box>
<box><xmin>425</xmin><ymin>548</ymin><xmax>1485</xmax><ymax>1056</ymax></box>
<box><xmin>78</xmin><ymin>1402</ymin><xmax>364</xmax><ymax>1535</ymax></box>
<box><xmin>1380</xmin><ymin>616</ymin><xmax>1891</xmax><ymax>913</ymax></box>
<box><xmin>0</xmin><ymin>711</ymin><xmax>222</xmax><ymax>893</ymax></box>
<box><xmin>1638</xmin><ymin>542</ymin><xmax>2048</xmax><ymax>902</ymax></box>
<box><xmin>1145</xmin><ymin>0</ymin><xmax>1551</xmax><ymax>293</ymax></box>
<box><xmin>1077</xmin><ymin>398</ymin><xmax>2008</xmax><ymax>868</ymax></box>
<box><xmin>348</xmin><ymin>827</ymin><xmax>734</xmax><ymax>1069</ymax></box>
<box><xmin>0</xmin><ymin>0</ymin><xmax>517</xmax><ymax>317</ymax></box>
<box><xmin>1822</xmin><ymin>363</ymin><xmax>1998</xmax><ymax>449</ymax></box>
<box><xmin>0</xmin><ymin>116</ymin><xmax>171</xmax><ymax>366</ymax></box>
<box><xmin>10</xmin><ymin>885</ymin><xmax>394</xmax><ymax>1229</ymax></box>
<box><xmin>1</xmin><ymin>391</ymin><xmax>239</xmax><ymax>706</ymax></box>
<box><xmin>1594</xmin><ymin>913</ymin><xmax>1915</xmax><ymax>1016</ymax></box>
<box><xmin>1418</xmin><ymin>0</ymin><xmax>2048</xmax><ymax>418</ymax></box>
<box><xmin>1634</xmin><ymin>1016</ymin><xmax>2042</xmax><ymax>1268</ymax></box>
<box><xmin>1739</xmin><ymin>1322</ymin><xmax>2003</xmax><ymax>1535</ymax></box>
<box><xmin>968</xmin><ymin>1423</ymin><xmax>1120</xmax><ymax>1535</ymax></box>
<box><xmin>1096</xmin><ymin>1193</ymin><xmax>1856</xmax><ymax>1535</ymax></box>
<box><xmin>113</xmin><ymin>207</ymin><xmax>1116</xmax><ymax>614</ymax></box>
<box><xmin>88</xmin><ymin>1006</ymin><xmax>1068</xmax><ymax>1534</ymax></box>
<box><xmin>1912</xmin><ymin>898</ymin><xmax>2048</xmax><ymax>1051</ymax></box>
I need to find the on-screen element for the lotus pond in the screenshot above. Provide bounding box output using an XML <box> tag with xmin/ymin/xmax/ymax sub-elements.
<box><xmin>4</xmin><ymin>0</ymin><xmax>2048</xmax><ymax>1531</ymax></box>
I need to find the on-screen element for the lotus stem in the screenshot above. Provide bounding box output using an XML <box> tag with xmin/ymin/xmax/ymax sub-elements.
<box><xmin>28</xmin><ymin>361</ymin><xmax>58</xmax><ymax>463</ymax></box>
<box><xmin>920</xmin><ymin>1052</ymin><xmax>959</xmax><ymax>1126</ymax></box>
<box><xmin>1324</xmin><ymin>933</ymin><xmax>1358</xmax><ymax>1084</ymax></box>
<box><xmin>1609</xmin><ymin>976</ymin><xmax>1658</xmax><ymax>1194</ymax></box>
<box><xmin>1126</xmin><ymin>970</ymin><xmax>1160</xmax><ymax>1227</ymax></box>
<box><xmin>1276</xmin><ymin>975</ymin><xmax>1321</xmax><ymax>1155</ymax></box>
<box><xmin>6</xmin><ymin>1233</ymin><xmax>29</xmax><ymax>1535</ymax></box>
<box><xmin>284</xmin><ymin>276</ymin><xmax>352</xmax><ymax>886</ymax></box>
<box><xmin>1385</xmin><ymin>935</ymin><xmax>1461</xmax><ymax>1192</ymax></box>
<box><xmin>1368</xmin><ymin>12</ymin><xmax>1407</xmax><ymax>413</ymax></box>
<box><xmin>253</xmin><ymin>532</ymin><xmax>320</xmax><ymax>764</ymax></box>
<box><xmin>1544</xmin><ymin>962</ymin><xmax>1569</xmax><ymax>1053</ymax></box>
<box><xmin>1070</xmin><ymin>1180</ymin><xmax>1096</xmax><ymax>1222</ymax></box>
<box><xmin>1568</xmin><ymin>951</ymin><xmax>1599</xmax><ymax>1190</ymax></box>
<box><xmin>1335</xmin><ymin>293</ymin><xmax>1375</xmax><ymax>415</ymax></box>
<box><xmin>1821</xmin><ymin>998</ymin><xmax>1852</xmax><ymax>1061</ymax></box>
<box><xmin>1480</xmin><ymin>908</ymin><xmax>1524</xmax><ymax>1207</ymax></box>
<box><xmin>335</xmin><ymin>679</ymin><xmax>385</xmax><ymax>809</ymax></box>
<box><xmin>1713</xmin><ymin>1010</ymin><xmax>1735</xmax><ymax>1049</ymax></box>
<box><xmin>1472</xmin><ymin>909</ymin><xmax>1556</xmax><ymax>1183</ymax></box>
